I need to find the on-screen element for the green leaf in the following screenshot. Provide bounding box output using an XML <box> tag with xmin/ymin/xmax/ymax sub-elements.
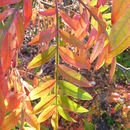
<box><xmin>58</xmin><ymin>80</ymin><xmax>92</xmax><ymax>100</ymax></box>
<box><xmin>58</xmin><ymin>106</ymin><xmax>76</xmax><ymax>122</ymax></box>
<box><xmin>58</xmin><ymin>95</ymin><xmax>88</xmax><ymax>113</ymax></box>
<box><xmin>27</xmin><ymin>46</ymin><xmax>56</xmax><ymax>69</ymax></box>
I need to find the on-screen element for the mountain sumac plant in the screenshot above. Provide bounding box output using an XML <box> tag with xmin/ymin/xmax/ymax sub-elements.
<box><xmin>0</xmin><ymin>0</ymin><xmax>129</xmax><ymax>129</ymax></box>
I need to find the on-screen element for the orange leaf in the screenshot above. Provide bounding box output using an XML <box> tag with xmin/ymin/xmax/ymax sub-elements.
<box><xmin>24</xmin><ymin>0</ymin><xmax>32</xmax><ymax>28</ymax></box>
<box><xmin>1</xmin><ymin>31</ymin><xmax>12</xmax><ymax>74</ymax></box>
<box><xmin>29</xmin><ymin>80</ymin><xmax>56</xmax><ymax>100</ymax></box>
<box><xmin>74</xmin><ymin>9</ymin><xmax>89</xmax><ymax>39</ymax></box>
<box><xmin>59</xmin><ymin>29</ymin><xmax>85</xmax><ymax>48</ymax></box>
<box><xmin>59</xmin><ymin>9</ymin><xmax>78</xmax><ymax>31</ymax></box>
<box><xmin>38</xmin><ymin>105</ymin><xmax>56</xmax><ymax>123</ymax></box>
<box><xmin>59</xmin><ymin>47</ymin><xmax>91</xmax><ymax>71</ymax></box>
<box><xmin>58</xmin><ymin>64</ymin><xmax>92</xmax><ymax>87</ymax></box>
<box><xmin>94</xmin><ymin>44</ymin><xmax>109</xmax><ymax>70</ymax></box>
<box><xmin>0</xmin><ymin>89</ymin><xmax>6</xmax><ymax>128</ymax></box>
<box><xmin>0</xmin><ymin>8</ymin><xmax>15</xmax><ymax>21</ymax></box>
<box><xmin>5</xmin><ymin>92</ymin><xmax>22</xmax><ymax>112</ymax></box>
<box><xmin>14</xmin><ymin>12</ymin><xmax>24</xmax><ymax>49</ymax></box>
<box><xmin>1</xmin><ymin>109</ymin><xmax>21</xmax><ymax>130</ymax></box>
<box><xmin>29</xmin><ymin>26</ymin><xmax>57</xmax><ymax>45</ymax></box>
<box><xmin>39</xmin><ymin>8</ymin><xmax>56</xmax><ymax>16</ymax></box>
<box><xmin>109</xmin><ymin>57</ymin><xmax>116</xmax><ymax>83</ymax></box>
<box><xmin>32</xmin><ymin>8</ymin><xmax>37</xmax><ymax>27</ymax></box>
<box><xmin>0</xmin><ymin>0</ymin><xmax>21</xmax><ymax>6</ymax></box>
<box><xmin>90</xmin><ymin>33</ymin><xmax>105</xmax><ymax>63</ymax></box>
<box><xmin>111</xmin><ymin>0</ymin><xmax>130</xmax><ymax>24</ymax></box>
<box><xmin>0</xmin><ymin>60</ymin><xmax>8</xmax><ymax>98</ymax></box>
<box><xmin>85</xmin><ymin>27</ymin><xmax>97</xmax><ymax>49</ymax></box>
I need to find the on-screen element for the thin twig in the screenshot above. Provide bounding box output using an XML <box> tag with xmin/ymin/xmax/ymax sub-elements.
<box><xmin>116</xmin><ymin>62</ymin><xmax>130</xmax><ymax>82</ymax></box>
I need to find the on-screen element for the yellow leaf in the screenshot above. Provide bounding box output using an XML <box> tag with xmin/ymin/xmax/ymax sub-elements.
<box><xmin>29</xmin><ymin>80</ymin><xmax>56</xmax><ymax>100</ymax></box>
<box><xmin>58</xmin><ymin>64</ymin><xmax>91</xmax><ymax>87</ymax></box>
<box><xmin>109</xmin><ymin>8</ymin><xmax>130</xmax><ymax>54</ymax></box>
<box><xmin>25</xmin><ymin>109</ymin><xmax>40</xmax><ymax>130</ymax></box>
<box><xmin>27</xmin><ymin>46</ymin><xmax>56</xmax><ymax>69</ymax></box>
<box><xmin>38</xmin><ymin>105</ymin><xmax>56</xmax><ymax>123</ymax></box>
<box><xmin>34</xmin><ymin>94</ymin><xmax>56</xmax><ymax>114</ymax></box>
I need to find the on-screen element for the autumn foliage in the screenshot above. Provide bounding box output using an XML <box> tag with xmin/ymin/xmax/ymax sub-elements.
<box><xmin>0</xmin><ymin>0</ymin><xmax>129</xmax><ymax>129</ymax></box>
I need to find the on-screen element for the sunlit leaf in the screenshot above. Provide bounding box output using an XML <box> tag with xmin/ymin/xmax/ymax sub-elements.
<box><xmin>1</xmin><ymin>109</ymin><xmax>21</xmax><ymax>130</ymax></box>
<box><xmin>0</xmin><ymin>0</ymin><xmax>21</xmax><ymax>6</ymax></box>
<box><xmin>28</xmin><ymin>46</ymin><xmax>56</xmax><ymax>69</ymax></box>
<box><xmin>39</xmin><ymin>8</ymin><xmax>56</xmax><ymax>16</ymax></box>
<box><xmin>59</xmin><ymin>9</ymin><xmax>77</xmax><ymax>31</ymax></box>
<box><xmin>59</xmin><ymin>47</ymin><xmax>91</xmax><ymax>71</ymax></box>
<box><xmin>58</xmin><ymin>64</ymin><xmax>91</xmax><ymax>87</ymax></box>
<box><xmin>58</xmin><ymin>106</ymin><xmax>76</xmax><ymax>122</ymax></box>
<box><xmin>108</xmin><ymin>9</ymin><xmax>130</xmax><ymax>58</ymax></box>
<box><xmin>85</xmin><ymin>27</ymin><xmax>97</xmax><ymax>49</ymax></box>
<box><xmin>25</xmin><ymin>109</ymin><xmax>40</xmax><ymax>130</ymax></box>
<box><xmin>24</xmin><ymin>0</ymin><xmax>32</xmax><ymax>28</ymax></box>
<box><xmin>34</xmin><ymin>94</ymin><xmax>56</xmax><ymax>114</ymax></box>
<box><xmin>51</xmin><ymin>111</ymin><xmax>58</xmax><ymax>130</ymax></box>
<box><xmin>59</xmin><ymin>95</ymin><xmax>88</xmax><ymax>113</ymax></box>
<box><xmin>58</xmin><ymin>80</ymin><xmax>92</xmax><ymax>100</ymax></box>
<box><xmin>94</xmin><ymin>44</ymin><xmax>109</xmax><ymax>70</ymax></box>
<box><xmin>5</xmin><ymin>92</ymin><xmax>22</xmax><ymax>112</ymax></box>
<box><xmin>0</xmin><ymin>8</ymin><xmax>15</xmax><ymax>21</ymax></box>
<box><xmin>32</xmin><ymin>8</ymin><xmax>37</xmax><ymax>27</ymax></box>
<box><xmin>29</xmin><ymin>80</ymin><xmax>56</xmax><ymax>100</ymax></box>
<box><xmin>59</xmin><ymin>29</ymin><xmax>85</xmax><ymax>48</ymax></box>
<box><xmin>111</xmin><ymin>0</ymin><xmax>130</xmax><ymax>24</ymax></box>
<box><xmin>90</xmin><ymin>33</ymin><xmax>105</xmax><ymax>63</ymax></box>
<box><xmin>38</xmin><ymin>105</ymin><xmax>56</xmax><ymax>123</ymax></box>
<box><xmin>29</xmin><ymin>26</ymin><xmax>57</xmax><ymax>45</ymax></box>
<box><xmin>1</xmin><ymin>30</ymin><xmax>12</xmax><ymax>74</ymax></box>
<box><xmin>97</xmin><ymin>0</ymin><xmax>109</xmax><ymax>7</ymax></box>
<box><xmin>109</xmin><ymin>57</ymin><xmax>116</xmax><ymax>83</ymax></box>
<box><xmin>14</xmin><ymin>11</ymin><xmax>24</xmax><ymax>49</ymax></box>
<box><xmin>0</xmin><ymin>60</ymin><xmax>8</xmax><ymax>97</ymax></box>
<box><xmin>0</xmin><ymin>89</ymin><xmax>5</xmax><ymax>128</ymax></box>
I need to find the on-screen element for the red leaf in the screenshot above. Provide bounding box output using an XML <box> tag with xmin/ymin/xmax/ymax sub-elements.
<box><xmin>39</xmin><ymin>8</ymin><xmax>56</xmax><ymax>16</ymax></box>
<box><xmin>0</xmin><ymin>0</ymin><xmax>21</xmax><ymax>6</ymax></box>
<box><xmin>97</xmin><ymin>0</ymin><xmax>109</xmax><ymax>7</ymax></box>
<box><xmin>24</xmin><ymin>0</ymin><xmax>32</xmax><ymax>28</ymax></box>
<box><xmin>109</xmin><ymin>57</ymin><xmax>116</xmax><ymax>83</ymax></box>
<box><xmin>29</xmin><ymin>26</ymin><xmax>57</xmax><ymax>45</ymax></box>
<box><xmin>0</xmin><ymin>8</ymin><xmax>15</xmax><ymax>21</ymax></box>
<box><xmin>14</xmin><ymin>12</ymin><xmax>24</xmax><ymax>49</ymax></box>
<box><xmin>1</xmin><ymin>31</ymin><xmax>12</xmax><ymax>74</ymax></box>
<box><xmin>59</xmin><ymin>9</ymin><xmax>78</xmax><ymax>31</ymax></box>
<box><xmin>59</xmin><ymin>47</ymin><xmax>91</xmax><ymax>71</ymax></box>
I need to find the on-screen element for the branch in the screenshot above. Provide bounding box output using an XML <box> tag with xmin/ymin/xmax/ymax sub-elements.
<box><xmin>116</xmin><ymin>62</ymin><xmax>130</xmax><ymax>82</ymax></box>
